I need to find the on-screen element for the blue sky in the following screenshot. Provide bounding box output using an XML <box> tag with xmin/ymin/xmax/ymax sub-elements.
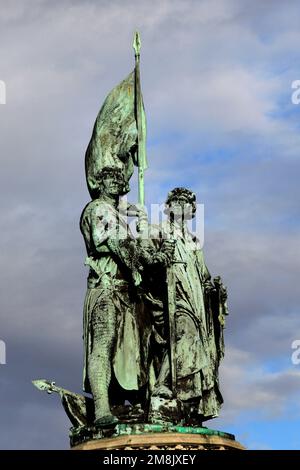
<box><xmin>0</xmin><ymin>0</ymin><xmax>300</xmax><ymax>449</ymax></box>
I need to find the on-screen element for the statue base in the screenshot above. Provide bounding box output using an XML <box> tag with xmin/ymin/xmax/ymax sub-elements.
<box><xmin>70</xmin><ymin>424</ymin><xmax>245</xmax><ymax>450</ymax></box>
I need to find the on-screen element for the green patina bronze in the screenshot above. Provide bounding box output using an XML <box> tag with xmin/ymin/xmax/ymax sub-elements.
<box><xmin>69</xmin><ymin>423</ymin><xmax>234</xmax><ymax>448</ymax></box>
<box><xmin>117</xmin><ymin>423</ymin><xmax>234</xmax><ymax>439</ymax></box>
<box><xmin>33</xmin><ymin>32</ymin><xmax>230</xmax><ymax>446</ymax></box>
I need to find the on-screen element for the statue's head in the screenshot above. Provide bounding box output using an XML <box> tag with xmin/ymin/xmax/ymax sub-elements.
<box><xmin>165</xmin><ymin>187</ymin><xmax>196</xmax><ymax>220</ymax></box>
<box><xmin>96</xmin><ymin>166</ymin><xmax>128</xmax><ymax>198</ymax></box>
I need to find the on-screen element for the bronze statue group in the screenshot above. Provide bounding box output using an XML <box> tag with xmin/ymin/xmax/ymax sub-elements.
<box><xmin>32</xmin><ymin>36</ymin><xmax>230</xmax><ymax>441</ymax></box>
<box><xmin>80</xmin><ymin>166</ymin><xmax>228</xmax><ymax>428</ymax></box>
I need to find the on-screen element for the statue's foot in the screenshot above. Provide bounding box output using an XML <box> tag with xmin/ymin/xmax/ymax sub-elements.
<box><xmin>94</xmin><ymin>414</ymin><xmax>118</xmax><ymax>428</ymax></box>
<box><xmin>151</xmin><ymin>384</ymin><xmax>173</xmax><ymax>399</ymax></box>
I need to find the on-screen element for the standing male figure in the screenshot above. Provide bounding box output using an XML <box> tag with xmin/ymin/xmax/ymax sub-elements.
<box><xmin>80</xmin><ymin>166</ymin><xmax>150</xmax><ymax>426</ymax></box>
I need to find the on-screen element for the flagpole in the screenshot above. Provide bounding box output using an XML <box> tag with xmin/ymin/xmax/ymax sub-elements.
<box><xmin>133</xmin><ymin>31</ymin><xmax>146</xmax><ymax>206</ymax></box>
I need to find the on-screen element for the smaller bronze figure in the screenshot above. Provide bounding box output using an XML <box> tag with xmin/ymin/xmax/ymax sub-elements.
<box><xmin>143</xmin><ymin>188</ymin><xmax>228</xmax><ymax>425</ymax></box>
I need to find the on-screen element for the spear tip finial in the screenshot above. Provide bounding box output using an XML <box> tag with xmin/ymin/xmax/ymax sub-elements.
<box><xmin>133</xmin><ymin>31</ymin><xmax>141</xmax><ymax>57</ymax></box>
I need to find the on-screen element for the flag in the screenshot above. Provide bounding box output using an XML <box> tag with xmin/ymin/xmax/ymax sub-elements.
<box><xmin>85</xmin><ymin>65</ymin><xmax>147</xmax><ymax>199</ymax></box>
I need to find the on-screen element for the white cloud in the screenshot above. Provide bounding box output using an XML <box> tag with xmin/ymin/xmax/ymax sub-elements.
<box><xmin>212</xmin><ymin>346</ymin><xmax>300</xmax><ymax>424</ymax></box>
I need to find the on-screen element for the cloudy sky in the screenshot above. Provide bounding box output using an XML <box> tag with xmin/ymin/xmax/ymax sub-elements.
<box><xmin>0</xmin><ymin>0</ymin><xmax>300</xmax><ymax>450</ymax></box>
